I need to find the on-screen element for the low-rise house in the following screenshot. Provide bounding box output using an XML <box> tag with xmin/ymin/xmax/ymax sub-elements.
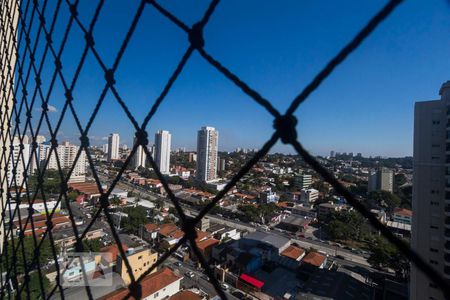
<box><xmin>278</xmin><ymin>215</ymin><xmax>310</xmax><ymax>234</ymax></box>
<box><xmin>196</xmin><ymin>238</ymin><xmax>220</xmax><ymax>261</ymax></box>
<box><xmin>302</xmin><ymin>252</ymin><xmax>327</xmax><ymax>269</ymax></box>
<box><xmin>55</xmin><ymin>228</ymin><xmax>104</xmax><ymax>250</ymax></box>
<box><xmin>68</xmin><ymin>182</ymin><xmax>101</xmax><ymax>199</ymax></box>
<box><xmin>169</xmin><ymin>290</ymin><xmax>202</xmax><ymax>300</ymax></box>
<box><xmin>393</xmin><ymin>208</ymin><xmax>412</xmax><ymax>225</ymax></box>
<box><xmin>291</xmin><ymin>205</ymin><xmax>317</xmax><ymax>220</ymax></box>
<box><xmin>280</xmin><ymin>245</ymin><xmax>305</xmax><ymax>262</ymax></box>
<box><xmin>99</xmin><ymin>267</ymin><xmax>182</xmax><ymax>300</ymax></box>
<box><xmin>100</xmin><ymin>243</ymin><xmax>129</xmax><ymax>268</ymax></box>
<box><xmin>259</xmin><ymin>188</ymin><xmax>279</xmax><ymax>204</ymax></box>
<box><xmin>117</xmin><ymin>247</ymin><xmax>158</xmax><ymax>285</ymax></box>
<box><xmin>207</xmin><ymin>223</ymin><xmax>241</xmax><ymax>241</ymax></box>
<box><xmin>146</xmin><ymin>179</ymin><xmax>162</xmax><ymax>189</ymax></box>
<box><xmin>14</xmin><ymin>213</ymin><xmax>70</xmax><ymax>237</ymax></box>
<box><xmin>239</xmin><ymin>232</ymin><xmax>290</xmax><ymax>262</ymax></box>
<box><xmin>233</xmin><ymin>192</ymin><xmax>256</xmax><ymax>202</ymax></box>
<box><xmin>183</xmin><ymin>188</ymin><xmax>215</xmax><ymax>201</ymax></box>
<box><xmin>60</xmin><ymin>254</ymin><xmax>97</xmax><ymax>285</ymax></box>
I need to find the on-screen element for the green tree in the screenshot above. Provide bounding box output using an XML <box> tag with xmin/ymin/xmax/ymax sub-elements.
<box><xmin>368</xmin><ymin>191</ymin><xmax>401</xmax><ymax>212</ymax></box>
<box><xmin>82</xmin><ymin>238</ymin><xmax>103</xmax><ymax>252</ymax></box>
<box><xmin>28</xmin><ymin>169</ymin><xmax>67</xmax><ymax>195</ymax></box>
<box><xmin>154</xmin><ymin>199</ymin><xmax>165</xmax><ymax>210</ymax></box>
<box><xmin>324</xmin><ymin>211</ymin><xmax>365</xmax><ymax>241</ymax></box>
<box><xmin>122</xmin><ymin>206</ymin><xmax>148</xmax><ymax>234</ymax></box>
<box><xmin>368</xmin><ymin>236</ymin><xmax>409</xmax><ymax>280</ymax></box>
<box><xmin>238</xmin><ymin>203</ymin><xmax>279</xmax><ymax>224</ymax></box>
<box><xmin>168</xmin><ymin>176</ymin><xmax>182</xmax><ymax>185</ymax></box>
<box><xmin>1</xmin><ymin>237</ymin><xmax>57</xmax><ymax>275</ymax></box>
<box><xmin>110</xmin><ymin>196</ymin><xmax>121</xmax><ymax>207</ymax></box>
<box><xmin>24</xmin><ymin>271</ymin><xmax>50</xmax><ymax>300</ymax></box>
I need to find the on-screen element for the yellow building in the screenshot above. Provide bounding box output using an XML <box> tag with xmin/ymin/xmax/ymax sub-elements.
<box><xmin>117</xmin><ymin>248</ymin><xmax>158</xmax><ymax>285</ymax></box>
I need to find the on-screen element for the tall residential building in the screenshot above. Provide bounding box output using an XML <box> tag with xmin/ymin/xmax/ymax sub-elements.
<box><xmin>367</xmin><ymin>168</ymin><xmax>394</xmax><ymax>193</ymax></box>
<box><xmin>411</xmin><ymin>81</ymin><xmax>450</xmax><ymax>300</ymax></box>
<box><xmin>217</xmin><ymin>157</ymin><xmax>226</xmax><ymax>172</ymax></box>
<box><xmin>43</xmin><ymin>141</ymin><xmax>87</xmax><ymax>182</ymax></box>
<box><xmin>154</xmin><ymin>130</ymin><xmax>171</xmax><ymax>175</ymax></box>
<box><xmin>107</xmin><ymin>133</ymin><xmax>120</xmax><ymax>161</ymax></box>
<box><xmin>293</xmin><ymin>174</ymin><xmax>312</xmax><ymax>189</ymax></box>
<box><xmin>7</xmin><ymin>136</ymin><xmax>30</xmax><ymax>187</ymax></box>
<box><xmin>131</xmin><ymin>137</ymin><xmax>147</xmax><ymax>169</ymax></box>
<box><xmin>102</xmin><ymin>143</ymin><xmax>108</xmax><ymax>155</ymax></box>
<box><xmin>196</xmin><ymin>126</ymin><xmax>218</xmax><ymax>182</ymax></box>
<box><xmin>29</xmin><ymin>135</ymin><xmax>46</xmax><ymax>173</ymax></box>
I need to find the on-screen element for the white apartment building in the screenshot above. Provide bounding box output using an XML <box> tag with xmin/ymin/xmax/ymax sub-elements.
<box><xmin>43</xmin><ymin>141</ymin><xmax>87</xmax><ymax>182</ymax></box>
<box><xmin>102</xmin><ymin>143</ymin><xmax>108</xmax><ymax>154</ymax></box>
<box><xmin>131</xmin><ymin>137</ymin><xmax>147</xmax><ymax>169</ymax></box>
<box><xmin>107</xmin><ymin>133</ymin><xmax>120</xmax><ymax>161</ymax></box>
<box><xmin>411</xmin><ymin>81</ymin><xmax>450</xmax><ymax>300</ymax></box>
<box><xmin>300</xmin><ymin>188</ymin><xmax>319</xmax><ymax>203</ymax></box>
<box><xmin>29</xmin><ymin>135</ymin><xmax>46</xmax><ymax>173</ymax></box>
<box><xmin>154</xmin><ymin>130</ymin><xmax>171</xmax><ymax>174</ymax></box>
<box><xmin>196</xmin><ymin>126</ymin><xmax>218</xmax><ymax>182</ymax></box>
<box><xmin>368</xmin><ymin>167</ymin><xmax>394</xmax><ymax>193</ymax></box>
<box><xmin>7</xmin><ymin>136</ymin><xmax>30</xmax><ymax>187</ymax></box>
<box><xmin>295</xmin><ymin>174</ymin><xmax>312</xmax><ymax>189</ymax></box>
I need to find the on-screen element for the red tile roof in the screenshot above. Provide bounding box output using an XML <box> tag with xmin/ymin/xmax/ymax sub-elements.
<box><xmin>98</xmin><ymin>267</ymin><xmax>182</xmax><ymax>300</ymax></box>
<box><xmin>281</xmin><ymin>245</ymin><xmax>305</xmax><ymax>260</ymax></box>
<box><xmin>196</xmin><ymin>238</ymin><xmax>220</xmax><ymax>251</ymax></box>
<box><xmin>158</xmin><ymin>223</ymin><xmax>179</xmax><ymax>237</ymax></box>
<box><xmin>169</xmin><ymin>290</ymin><xmax>202</xmax><ymax>300</ymax></box>
<box><xmin>394</xmin><ymin>208</ymin><xmax>412</xmax><ymax>217</ymax></box>
<box><xmin>303</xmin><ymin>252</ymin><xmax>326</xmax><ymax>267</ymax></box>
<box><xmin>144</xmin><ymin>223</ymin><xmax>159</xmax><ymax>232</ymax></box>
<box><xmin>68</xmin><ymin>182</ymin><xmax>101</xmax><ymax>195</ymax></box>
<box><xmin>100</xmin><ymin>243</ymin><xmax>129</xmax><ymax>264</ymax></box>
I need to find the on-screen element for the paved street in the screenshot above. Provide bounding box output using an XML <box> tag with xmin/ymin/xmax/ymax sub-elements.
<box><xmin>164</xmin><ymin>256</ymin><xmax>239</xmax><ymax>300</ymax></box>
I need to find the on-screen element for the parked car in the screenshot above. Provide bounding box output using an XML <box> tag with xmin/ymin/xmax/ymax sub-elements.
<box><xmin>232</xmin><ymin>291</ymin><xmax>246</xmax><ymax>299</ymax></box>
<box><xmin>185</xmin><ymin>271</ymin><xmax>195</xmax><ymax>278</ymax></box>
<box><xmin>220</xmin><ymin>283</ymin><xmax>230</xmax><ymax>290</ymax></box>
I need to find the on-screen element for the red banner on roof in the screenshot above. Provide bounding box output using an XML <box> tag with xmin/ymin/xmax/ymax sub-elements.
<box><xmin>239</xmin><ymin>273</ymin><xmax>264</xmax><ymax>289</ymax></box>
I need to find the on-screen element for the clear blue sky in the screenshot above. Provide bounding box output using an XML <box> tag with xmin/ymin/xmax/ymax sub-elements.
<box><xmin>34</xmin><ymin>0</ymin><xmax>450</xmax><ymax>157</ymax></box>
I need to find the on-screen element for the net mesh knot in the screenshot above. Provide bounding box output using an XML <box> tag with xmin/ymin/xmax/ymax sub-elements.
<box><xmin>105</xmin><ymin>69</ymin><xmax>116</xmax><ymax>86</ymax></box>
<box><xmin>99</xmin><ymin>194</ymin><xmax>110</xmax><ymax>209</ymax></box>
<box><xmin>135</xmin><ymin>129</ymin><xmax>148</xmax><ymax>146</ymax></box>
<box><xmin>189</xmin><ymin>23</ymin><xmax>205</xmax><ymax>49</ymax></box>
<box><xmin>128</xmin><ymin>281</ymin><xmax>142</xmax><ymax>299</ymax></box>
<box><xmin>182</xmin><ymin>217</ymin><xmax>198</xmax><ymax>241</ymax></box>
<box><xmin>274</xmin><ymin>114</ymin><xmax>298</xmax><ymax>144</ymax></box>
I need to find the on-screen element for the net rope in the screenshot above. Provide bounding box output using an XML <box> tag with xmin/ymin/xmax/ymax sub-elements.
<box><xmin>1</xmin><ymin>0</ymin><xmax>448</xmax><ymax>299</ymax></box>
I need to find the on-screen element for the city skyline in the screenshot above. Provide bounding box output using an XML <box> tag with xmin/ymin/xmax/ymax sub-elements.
<box><xmin>26</xmin><ymin>0</ymin><xmax>450</xmax><ymax>158</ymax></box>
